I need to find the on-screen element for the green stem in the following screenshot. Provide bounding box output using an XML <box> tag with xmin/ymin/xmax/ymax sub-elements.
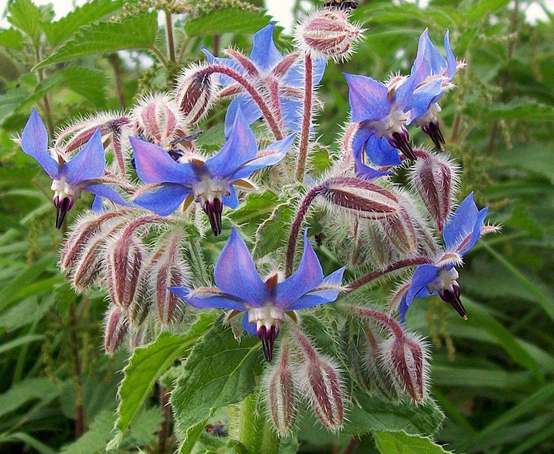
<box><xmin>232</xmin><ymin>394</ymin><xmax>279</xmax><ymax>454</ymax></box>
<box><xmin>150</xmin><ymin>46</ymin><xmax>169</xmax><ymax>67</ymax></box>
<box><xmin>164</xmin><ymin>10</ymin><xmax>176</xmax><ymax>64</ymax></box>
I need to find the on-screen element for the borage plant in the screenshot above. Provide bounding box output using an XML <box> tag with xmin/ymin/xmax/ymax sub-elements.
<box><xmin>18</xmin><ymin>6</ymin><xmax>500</xmax><ymax>454</ymax></box>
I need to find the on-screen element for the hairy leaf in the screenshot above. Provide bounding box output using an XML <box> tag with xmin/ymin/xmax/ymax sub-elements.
<box><xmin>373</xmin><ymin>431</ymin><xmax>454</xmax><ymax>454</ymax></box>
<box><xmin>185</xmin><ymin>8</ymin><xmax>270</xmax><ymax>37</ymax></box>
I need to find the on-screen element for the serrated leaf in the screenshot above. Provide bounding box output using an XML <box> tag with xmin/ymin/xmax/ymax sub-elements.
<box><xmin>178</xmin><ymin>412</ymin><xmax>213</xmax><ymax>454</ymax></box>
<box><xmin>60</xmin><ymin>410</ymin><xmax>114</xmax><ymax>454</ymax></box>
<box><xmin>228</xmin><ymin>191</ymin><xmax>279</xmax><ymax>229</ymax></box>
<box><xmin>171</xmin><ymin>320</ymin><xmax>263</xmax><ymax>437</ymax></box>
<box><xmin>0</xmin><ymin>88</ymin><xmax>29</xmax><ymax>124</ymax></box>
<box><xmin>253</xmin><ymin>202</ymin><xmax>294</xmax><ymax>259</ymax></box>
<box><xmin>7</xmin><ymin>0</ymin><xmax>44</xmax><ymax>43</ymax></box>
<box><xmin>113</xmin><ymin>313</ymin><xmax>216</xmax><ymax>438</ymax></box>
<box><xmin>42</xmin><ymin>0</ymin><xmax>125</xmax><ymax>47</ymax></box>
<box><xmin>0</xmin><ymin>29</ymin><xmax>25</xmax><ymax>50</ymax></box>
<box><xmin>345</xmin><ymin>394</ymin><xmax>445</xmax><ymax>436</ymax></box>
<box><xmin>185</xmin><ymin>8</ymin><xmax>270</xmax><ymax>37</ymax></box>
<box><xmin>373</xmin><ymin>431</ymin><xmax>454</xmax><ymax>454</ymax></box>
<box><xmin>42</xmin><ymin>67</ymin><xmax>109</xmax><ymax>106</ymax></box>
<box><xmin>34</xmin><ymin>12</ymin><xmax>158</xmax><ymax>70</ymax></box>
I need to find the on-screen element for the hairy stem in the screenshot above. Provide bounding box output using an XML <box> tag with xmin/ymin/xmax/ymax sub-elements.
<box><xmin>347</xmin><ymin>257</ymin><xmax>433</xmax><ymax>292</ymax></box>
<box><xmin>164</xmin><ymin>10</ymin><xmax>176</xmax><ymax>64</ymax></box>
<box><xmin>342</xmin><ymin>437</ymin><xmax>359</xmax><ymax>454</ymax></box>
<box><xmin>108</xmin><ymin>54</ymin><xmax>126</xmax><ymax>110</ymax></box>
<box><xmin>285</xmin><ymin>184</ymin><xmax>325</xmax><ymax>276</ymax></box>
<box><xmin>295</xmin><ymin>53</ymin><xmax>313</xmax><ymax>181</ymax></box>
<box><xmin>203</xmin><ymin>65</ymin><xmax>283</xmax><ymax>140</ymax></box>
<box><xmin>157</xmin><ymin>387</ymin><xmax>171</xmax><ymax>453</ymax></box>
<box><xmin>150</xmin><ymin>46</ymin><xmax>169</xmax><ymax>67</ymax></box>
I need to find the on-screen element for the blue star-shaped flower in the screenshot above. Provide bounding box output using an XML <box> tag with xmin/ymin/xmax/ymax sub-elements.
<box><xmin>202</xmin><ymin>23</ymin><xmax>326</xmax><ymax>135</ymax></box>
<box><xmin>131</xmin><ymin>108</ymin><xmax>295</xmax><ymax>236</ymax></box>
<box><xmin>169</xmin><ymin>228</ymin><xmax>345</xmax><ymax>361</ymax></box>
<box><xmin>20</xmin><ymin>109</ymin><xmax>129</xmax><ymax>228</ymax></box>
<box><xmin>399</xmin><ymin>193</ymin><xmax>489</xmax><ymax>324</ymax></box>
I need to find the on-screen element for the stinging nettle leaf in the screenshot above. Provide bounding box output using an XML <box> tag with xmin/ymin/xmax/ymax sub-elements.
<box><xmin>0</xmin><ymin>29</ymin><xmax>25</xmax><ymax>50</ymax></box>
<box><xmin>373</xmin><ymin>431</ymin><xmax>454</xmax><ymax>454</ymax></box>
<box><xmin>185</xmin><ymin>8</ymin><xmax>271</xmax><ymax>37</ymax></box>
<box><xmin>33</xmin><ymin>12</ymin><xmax>158</xmax><ymax>70</ymax></box>
<box><xmin>7</xmin><ymin>0</ymin><xmax>45</xmax><ymax>43</ymax></box>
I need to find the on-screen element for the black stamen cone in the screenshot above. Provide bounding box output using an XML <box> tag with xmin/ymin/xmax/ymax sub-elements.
<box><xmin>55</xmin><ymin>197</ymin><xmax>73</xmax><ymax>229</ymax></box>
<box><xmin>258</xmin><ymin>325</ymin><xmax>279</xmax><ymax>362</ymax></box>
<box><xmin>391</xmin><ymin>132</ymin><xmax>416</xmax><ymax>161</ymax></box>
<box><xmin>202</xmin><ymin>198</ymin><xmax>223</xmax><ymax>236</ymax></box>
<box><xmin>422</xmin><ymin>121</ymin><xmax>445</xmax><ymax>151</ymax></box>
<box><xmin>439</xmin><ymin>284</ymin><xmax>467</xmax><ymax>320</ymax></box>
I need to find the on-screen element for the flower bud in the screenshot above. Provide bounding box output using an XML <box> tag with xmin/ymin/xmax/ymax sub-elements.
<box><xmin>106</xmin><ymin>232</ymin><xmax>145</xmax><ymax>309</ymax></box>
<box><xmin>104</xmin><ymin>305</ymin><xmax>129</xmax><ymax>355</ymax></box>
<box><xmin>380</xmin><ymin>332</ymin><xmax>430</xmax><ymax>404</ymax></box>
<box><xmin>126</xmin><ymin>276</ymin><xmax>153</xmax><ymax>326</ymax></box>
<box><xmin>361</xmin><ymin>325</ymin><xmax>398</xmax><ymax>400</ymax></box>
<box><xmin>133</xmin><ymin>93</ymin><xmax>185</xmax><ymax>148</ymax></box>
<box><xmin>292</xmin><ymin>329</ymin><xmax>344</xmax><ymax>431</ymax></box>
<box><xmin>365</xmin><ymin>225</ymin><xmax>394</xmax><ymax>270</ymax></box>
<box><xmin>410</xmin><ymin>152</ymin><xmax>459</xmax><ymax>231</ymax></box>
<box><xmin>319</xmin><ymin>177</ymin><xmax>399</xmax><ymax>220</ymax></box>
<box><xmin>296</xmin><ymin>10</ymin><xmax>363</xmax><ymax>61</ymax></box>
<box><xmin>174</xmin><ymin>65</ymin><xmax>214</xmax><ymax>125</ymax></box>
<box><xmin>264</xmin><ymin>342</ymin><xmax>298</xmax><ymax>436</ymax></box>
<box><xmin>378</xmin><ymin>191</ymin><xmax>419</xmax><ymax>257</ymax></box>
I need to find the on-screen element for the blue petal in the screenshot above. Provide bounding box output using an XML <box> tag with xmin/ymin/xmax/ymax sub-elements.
<box><xmin>214</xmin><ymin>229</ymin><xmax>269</xmax><ymax>306</ymax></box>
<box><xmin>442</xmin><ymin>192</ymin><xmax>478</xmax><ymax>251</ymax></box>
<box><xmin>283</xmin><ymin>57</ymin><xmax>327</xmax><ymax>87</ymax></box>
<box><xmin>418</xmin><ymin>29</ymin><xmax>447</xmax><ymax>76</ymax></box>
<box><xmin>223</xmin><ymin>185</ymin><xmax>239</xmax><ymax>209</ymax></box>
<box><xmin>392</xmin><ymin>74</ymin><xmax>419</xmax><ymax>111</ymax></box>
<box><xmin>242</xmin><ymin>313</ymin><xmax>258</xmax><ymax>335</ymax></box>
<box><xmin>459</xmin><ymin>206</ymin><xmax>488</xmax><ymax>256</ymax></box>
<box><xmin>205</xmin><ymin>108</ymin><xmax>258</xmax><ymax>179</ymax></box>
<box><xmin>63</xmin><ymin>129</ymin><xmax>105</xmax><ymax>185</ymax></box>
<box><xmin>224</xmin><ymin>96</ymin><xmax>262</xmax><ymax>138</ymax></box>
<box><xmin>399</xmin><ymin>294</ymin><xmax>409</xmax><ymax>326</ymax></box>
<box><xmin>91</xmin><ymin>195</ymin><xmax>104</xmax><ymax>212</ymax></box>
<box><xmin>85</xmin><ymin>183</ymin><xmax>130</xmax><ymax>207</ymax></box>
<box><xmin>407</xmin><ymin>78</ymin><xmax>445</xmax><ymax>122</ymax></box>
<box><xmin>130</xmin><ymin>137</ymin><xmax>198</xmax><ymax>185</ymax></box>
<box><xmin>201</xmin><ymin>47</ymin><xmax>243</xmax><ymax>86</ymax></box>
<box><xmin>344</xmin><ymin>73</ymin><xmax>390</xmax><ymax>123</ymax></box>
<box><xmin>168</xmin><ymin>286</ymin><xmax>246</xmax><ymax>310</ymax></box>
<box><xmin>365</xmin><ymin>135</ymin><xmax>402</xmax><ymax>167</ymax></box>
<box><xmin>250</xmin><ymin>24</ymin><xmax>283</xmax><ymax>72</ymax></box>
<box><xmin>231</xmin><ymin>133</ymin><xmax>295</xmax><ymax>181</ymax></box>
<box><xmin>406</xmin><ymin>264</ymin><xmax>440</xmax><ymax>308</ymax></box>
<box><xmin>281</xmin><ymin>98</ymin><xmax>303</xmax><ymax>132</ymax></box>
<box><xmin>133</xmin><ymin>183</ymin><xmax>191</xmax><ymax>216</ymax></box>
<box><xmin>445</xmin><ymin>30</ymin><xmax>457</xmax><ymax>79</ymax></box>
<box><xmin>275</xmin><ymin>230</ymin><xmax>324</xmax><ymax>307</ymax></box>
<box><xmin>20</xmin><ymin>109</ymin><xmax>59</xmax><ymax>179</ymax></box>
<box><xmin>286</xmin><ymin>267</ymin><xmax>345</xmax><ymax>310</ymax></box>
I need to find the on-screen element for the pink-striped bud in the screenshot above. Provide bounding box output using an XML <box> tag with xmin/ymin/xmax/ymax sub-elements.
<box><xmin>292</xmin><ymin>329</ymin><xmax>344</xmax><ymax>431</ymax></box>
<box><xmin>106</xmin><ymin>233</ymin><xmax>145</xmax><ymax>309</ymax></box>
<box><xmin>150</xmin><ymin>233</ymin><xmax>189</xmax><ymax>325</ymax></box>
<box><xmin>319</xmin><ymin>177</ymin><xmax>399</xmax><ymax>220</ymax></box>
<box><xmin>264</xmin><ymin>342</ymin><xmax>298</xmax><ymax>436</ymax></box>
<box><xmin>133</xmin><ymin>93</ymin><xmax>185</xmax><ymax>147</ymax></box>
<box><xmin>296</xmin><ymin>10</ymin><xmax>363</xmax><ymax>61</ymax></box>
<box><xmin>378</xmin><ymin>191</ymin><xmax>419</xmax><ymax>257</ymax></box>
<box><xmin>410</xmin><ymin>152</ymin><xmax>459</xmax><ymax>231</ymax></box>
<box><xmin>174</xmin><ymin>65</ymin><xmax>214</xmax><ymax>125</ymax></box>
<box><xmin>61</xmin><ymin>210</ymin><xmax>130</xmax><ymax>272</ymax></box>
<box><xmin>126</xmin><ymin>276</ymin><xmax>153</xmax><ymax>326</ymax></box>
<box><xmin>362</xmin><ymin>325</ymin><xmax>398</xmax><ymax>399</ymax></box>
<box><xmin>104</xmin><ymin>306</ymin><xmax>129</xmax><ymax>355</ymax></box>
<box><xmin>380</xmin><ymin>332</ymin><xmax>430</xmax><ymax>404</ymax></box>
<box><xmin>365</xmin><ymin>225</ymin><xmax>394</xmax><ymax>270</ymax></box>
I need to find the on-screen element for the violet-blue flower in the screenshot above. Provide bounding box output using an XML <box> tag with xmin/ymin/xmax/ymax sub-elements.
<box><xmin>169</xmin><ymin>229</ymin><xmax>345</xmax><ymax>361</ymax></box>
<box><xmin>19</xmin><ymin>109</ymin><xmax>129</xmax><ymax>228</ymax></box>
<box><xmin>399</xmin><ymin>192</ymin><xmax>489</xmax><ymax>324</ymax></box>
<box><xmin>131</xmin><ymin>109</ymin><xmax>295</xmax><ymax>236</ymax></box>
<box><xmin>202</xmin><ymin>23</ymin><xmax>326</xmax><ymax>134</ymax></box>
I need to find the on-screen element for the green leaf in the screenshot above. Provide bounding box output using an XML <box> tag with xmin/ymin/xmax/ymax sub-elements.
<box><xmin>60</xmin><ymin>411</ymin><xmax>114</xmax><ymax>454</ymax></box>
<box><xmin>228</xmin><ymin>191</ymin><xmax>280</xmax><ymax>229</ymax></box>
<box><xmin>0</xmin><ymin>29</ymin><xmax>25</xmax><ymax>50</ymax></box>
<box><xmin>42</xmin><ymin>0</ymin><xmax>125</xmax><ymax>47</ymax></box>
<box><xmin>7</xmin><ymin>0</ymin><xmax>44</xmax><ymax>43</ymax></box>
<box><xmin>171</xmin><ymin>320</ymin><xmax>263</xmax><ymax>437</ymax></box>
<box><xmin>464</xmin><ymin>0</ymin><xmax>511</xmax><ymax>22</ymax></box>
<box><xmin>466</xmin><ymin>100</ymin><xmax>554</xmax><ymax>121</ymax></box>
<box><xmin>33</xmin><ymin>12</ymin><xmax>158</xmax><ymax>70</ymax></box>
<box><xmin>0</xmin><ymin>88</ymin><xmax>29</xmax><ymax>124</ymax></box>
<box><xmin>0</xmin><ymin>334</ymin><xmax>44</xmax><ymax>354</ymax></box>
<box><xmin>0</xmin><ymin>377</ymin><xmax>60</xmax><ymax>418</ymax></box>
<box><xmin>113</xmin><ymin>313</ymin><xmax>216</xmax><ymax>438</ymax></box>
<box><xmin>253</xmin><ymin>202</ymin><xmax>294</xmax><ymax>259</ymax></box>
<box><xmin>345</xmin><ymin>394</ymin><xmax>444</xmax><ymax>436</ymax></box>
<box><xmin>373</xmin><ymin>431</ymin><xmax>454</xmax><ymax>454</ymax></box>
<box><xmin>178</xmin><ymin>413</ymin><xmax>214</xmax><ymax>454</ymax></box>
<box><xmin>0</xmin><ymin>433</ymin><xmax>55</xmax><ymax>454</ymax></box>
<box><xmin>185</xmin><ymin>8</ymin><xmax>270</xmax><ymax>37</ymax></box>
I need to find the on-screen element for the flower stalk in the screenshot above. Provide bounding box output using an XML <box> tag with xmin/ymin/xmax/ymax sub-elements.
<box><xmin>295</xmin><ymin>53</ymin><xmax>313</xmax><ymax>181</ymax></box>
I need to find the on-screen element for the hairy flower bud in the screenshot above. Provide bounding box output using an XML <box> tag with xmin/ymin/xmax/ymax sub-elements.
<box><xmin>296</xmin><ymin>10</ymin><xmax>363</xmax><ymax>61</ymax></box>
<box><xmin>319</xmin><ymin>176</ymin><xmax>399</xmax><ymax>220</ymax></box>
<box><xmin>361</xmin><ymin>325</ymin><xmax>398</xmax><ymax>399</ymax></box>
<box><xmin>410</xmin><ymin>152</ymin><xmax>459</xmax><ymax>231</ymax></box>
<box><xmin>264</xmin><ymin>342</ymin><xmax>298</xmax><ymax>436</ymax></box>
<box><xmin>292</xmin><ymin>329</ymin><xmax>344</xmax><ymax>431</ymax></box>
<box><xmin>133</xmin><ymin>93</ymin><xmax>185</xmax><ymax>147</ymax></box>
<box><xmin>104</xmin><ymin>305</ymin><xmax>129</xmax><ymax>355</ymax></box>
<box><xmin>365</xmin><ymin>225</ymin><xmax>394</xmax><ymax>270</ymax></box>
<box><xmin>378</xmin><ymin>191</ymin><xmax>419</xmax><ymax>257</ymax></box>
<box><xmin>174</xmin><ymin>65</ymin><xmax>214</xmax><ymax>125</ymax></box>
<box><xmin>380</xmin><ymin>332</ymin><xmax>430</xmax><ymax>404</ymax></box>
<box><xmin>106</xmin><ymin>232</ymin><xmax>145</xmax><ymax>309</ymax></box>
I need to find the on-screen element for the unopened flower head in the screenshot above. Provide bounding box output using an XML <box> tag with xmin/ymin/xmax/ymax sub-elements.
<box><xmin>104</xmin><ymin>305</ymin><xmax>129</xmax><ymax>355</ymax></box>
<box><xmin>19</xmin><ymin>110</ymin><xmax>129</xmax><ymax>228</ymax></box>
<box><xmin>295</xmin><ymin>10</ymin><xmax>363</xmax><ymax>61</ymax></box>
<box><xmin>169</xmin><ymin>229</ymin><xmax>345</xmax><ymax>361</ymax></box>
<box><xmin>174</xmin><ymin>64</ymin><xmax>214</xmax><ymax>125</ymax></box>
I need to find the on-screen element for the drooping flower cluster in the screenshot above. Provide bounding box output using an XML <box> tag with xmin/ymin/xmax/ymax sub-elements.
<box><xmin>18</xmin><ymin>8</ymin><xmax>498</xmax><ymax>437</ymax></box>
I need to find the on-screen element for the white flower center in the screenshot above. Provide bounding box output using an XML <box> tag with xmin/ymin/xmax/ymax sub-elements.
<box><xmin>248</xmin><ymin>305</ymin><xmax>285</xmax><ymax>331</ymax></box>
<box><xmin>412</xmin><ymin>102</ymin><xmax>441</xmax><ymax>127</ymax></box>
<box><xmin>192</xmin><ymin>176</ymin><xmax>230</xmax><ymax>204</ymax></box>
<box><xmin>371</xmin><ymin>109</ymin><xmax>409</xmax><ymax>138</ymax></box>
<box><xmin>426</xmin><ymin>267</ymin><xmax>459</xmax><ymax>294</ymax></box>
<box><xmin>51</xmin><ymin>178</ymin><xmax>80</xmax><ymax>200</ymax></box>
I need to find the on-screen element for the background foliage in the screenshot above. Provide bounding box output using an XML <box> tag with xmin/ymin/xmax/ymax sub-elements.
<box><xmin>1</xmin><ymin>0</ymin><xmax>554</xmax><ymax>453</ymax></box>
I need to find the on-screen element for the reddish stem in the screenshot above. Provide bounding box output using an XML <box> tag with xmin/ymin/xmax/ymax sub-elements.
<box><xmin>157</xmin><ymin>387</ymin><xmax>171</xmax><ymax>453</ymax></box>
<box><xmin>344</xmin><ymin>306</ymin><xmax>404</xmax><ymax>339</ymax></box>
<box><xmin>202</xmin><ymin>65</ymin><xmax>283</xmax><ymax>140</ymax></box>
<box><xmin>295</xmin><ymin>53</ymin><xmax>313</xmax><ymax>181</ymax></box>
